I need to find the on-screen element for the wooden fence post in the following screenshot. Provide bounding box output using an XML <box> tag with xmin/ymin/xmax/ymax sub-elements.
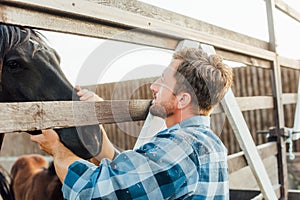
<box><xmin>292</xmin><ymin>77</ymin><xmax>300</xmax><ymax>140</ymax></box>
<box><xmin>266</xmin><ymin>0</ymin><xmax>288</xmax><ymax>198</ymax></box>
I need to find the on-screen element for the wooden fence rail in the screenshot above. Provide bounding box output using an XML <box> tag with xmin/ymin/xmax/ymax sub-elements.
<box><xmin>0</xmin><ymin>92</ymin><xmax>297</xmax><ymax>133</ymax></box>
<box><xmin>1</xmin><ymin>0</ymin><xmax>300</xmax><ymax>72</ymax></box>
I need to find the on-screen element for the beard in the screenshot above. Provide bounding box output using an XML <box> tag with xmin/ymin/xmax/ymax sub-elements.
<box><xmin>149</xmin><ymin>100</ymin><xmax>176</xmax><ymax>118</ymax></box>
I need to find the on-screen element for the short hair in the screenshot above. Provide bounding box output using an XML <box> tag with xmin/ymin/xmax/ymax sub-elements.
<box><xmin>173</xmin><ymin>47</ymin><xmax>233</xmax><ymax>115</ymax></box>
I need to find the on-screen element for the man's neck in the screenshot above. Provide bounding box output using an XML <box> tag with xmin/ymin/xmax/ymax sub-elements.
<box><xmin>165</xmin><ymin>111</ymin><xmax>197</xmax><ymax>128</ymax></box>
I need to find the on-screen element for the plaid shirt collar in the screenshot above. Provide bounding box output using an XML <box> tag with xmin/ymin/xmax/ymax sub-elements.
<box><xmin>168</xmin><ymin>115</ymin><xmax>210</xmax><ymax>131</ymax></box>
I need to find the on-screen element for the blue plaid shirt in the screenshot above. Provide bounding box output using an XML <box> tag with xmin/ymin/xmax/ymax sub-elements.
<box><xmin>62</xmin><ymin>116</ymin><xmax>229</xmax><ymax>199</ymax></box>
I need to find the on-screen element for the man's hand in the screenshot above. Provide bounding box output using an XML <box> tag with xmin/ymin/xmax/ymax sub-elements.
<box><xmin>31</xmin><ymin>129</ymin><xmax>64</xmax><ymax>156</ymax></box>
<box><xmin>31</xmin><ymin>129</ymin><xmax>81</xmax><ymax>183</ymax></box>
<box><xmin>75</xmin><ymin>86</ymin><xmax>103</xmax><ymax>102</ymax></box>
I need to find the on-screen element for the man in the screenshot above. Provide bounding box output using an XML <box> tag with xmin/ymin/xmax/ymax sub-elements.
<box><xmin>31</xmin><ymin>47</ymin><xmax>232</xmax><ymax>199</ymax></box>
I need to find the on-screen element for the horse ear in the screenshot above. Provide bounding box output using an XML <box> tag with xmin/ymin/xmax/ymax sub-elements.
<box><xmin>50</xmin><ymin>47</ymin><xmax>61</xmax><ymax>65</ymax></box>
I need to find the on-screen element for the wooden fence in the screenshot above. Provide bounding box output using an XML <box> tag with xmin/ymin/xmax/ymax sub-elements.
<box><xmin>2</xmin><ymin>66</ymin><xmax>298</xmax><ymax>155</ymax></box>
<box><xmin>1</xmin><ymin>0</ymin><xmax>300</xmax><ymax>198</ymax></box>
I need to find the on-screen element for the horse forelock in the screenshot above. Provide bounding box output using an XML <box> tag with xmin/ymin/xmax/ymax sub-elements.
<box><xmin>0</xmin><ymin>25</ymin><xmax>26</xmax><ymax>57</ymax></box>
<box><xmin>0</xmin><ymin>24</ymin><xmax>61</xmax><ymax>93</ymax></box>
<box><xmin>0</xmin><ymin>24</ymin><xmax>56</xmax><ymax>61</ymax></box>
<box><xmin>0</xmin><ymin>24</ymin><xmax>30</xmax><ymax>92</ymax></box>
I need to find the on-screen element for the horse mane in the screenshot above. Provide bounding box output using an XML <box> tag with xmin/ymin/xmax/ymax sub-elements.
<box><xmin>0</xmin><ymin>165</ymin><xmax>14</xmax><ymax>200</ymax></box>
<box><xmin>0</xmin><ymin>24</ymin><xmax>57</xmax><ymax>90</ymax></box>
<box><xmin>0</xmin><ymin>24</ymin><xmax>49</xmax><ymax>58</ymax></box>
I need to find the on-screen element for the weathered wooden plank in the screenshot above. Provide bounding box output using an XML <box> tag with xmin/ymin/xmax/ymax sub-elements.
<box><xmin>0</xmin><ymin>3</ymin><xmax>263</xmax><ymax>65</ymax></box>
<box><xmin>292</xmin><ymin>78</ymin><xmax>300</xmax><ymax>141</ymax></box>
<box><xmin>214</xmin><ymin>51</ymin><xmax>300</xmax><ymax>71</ymax></box>
<box><xmin>0</xmin><ymin>0</ymin><xmax>276</xmax><ymax>61</ymax></box>
<box><xmin>266</xmin><ymin>0</ymin><xmax>288</xmax><ymax>198</ymax></box>
<box><xmin>282</xmin><ymin>93</ymin><xmax>297</xmax><ymax>104</ymax></box>
<box><xmin>228</xmin><ymin>142</ymin><xmax>278</xmax><ymax>174</ymax></box>
<box><xmin>0</xmin><ymin>4</ymin><xmax>178</xmax><ymax>50</ymax></box>
<box><xmin>275</xmin><ymin>0</ymin><xmax>300</xmax><ymax>23</ymax></box>
<box><xmin>0</xmin><ymin>100</ymin><xmax>151</xmax><ymax>133</ymax></box>
<box><xmin>229</xmin><ymin>156</ymin><xmax>281</xmax><ymax>197</ymax></box>
<box><xmin>0</xmin><ymin>94</ymin><xmax>295</xmax><ymax>134</ymax></box>
<box><xmin>279</xmin><ymin>56</ymin><xmax>300</xmax><ymax>70</ymax></box>
<box><xmin>216</xmin><ymin>49</ymin><xmax>272</xmax><ymax>69</ymax></box>
<box><xmin>90</xmin><ymin>0</ymin><xmax>269</xmax><ymax>50</ymax></box>
<box><xmin>232</xmin><ymin>96</ymin><xmax>274</xmax><ymax>111</ymax></box>
<box><xmin>213</xmin><ymin>96</ymin><xmax>273</xmax><ymax>114</ymax></box>
<box><xmin>266</xmin><ymin>0</ymin><xmax>285</xmax><ymax>126</ymax></box>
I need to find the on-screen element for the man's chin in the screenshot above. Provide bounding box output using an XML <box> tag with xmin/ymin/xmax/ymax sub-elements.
<box><xmin>149</xmin><ymin>105</ymin><xmax>167</xmax><ymax>119</ymax></box>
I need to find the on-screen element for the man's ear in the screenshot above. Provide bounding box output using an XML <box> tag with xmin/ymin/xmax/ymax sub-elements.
<box><xmin>177</xmin><ymin>92</ymin><xmax>192</xmax><ymax>109</ymax></box>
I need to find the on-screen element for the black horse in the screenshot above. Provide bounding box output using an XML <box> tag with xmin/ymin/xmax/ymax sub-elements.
<box><xmin>0</xmin><ymin>23</ymin><xmax>103</xmax><ymax>158</ymax></box>
<box><xmin>0</xmin><ymin>24</ymin><xmax>103</xmax><ymax>199</ymax></box>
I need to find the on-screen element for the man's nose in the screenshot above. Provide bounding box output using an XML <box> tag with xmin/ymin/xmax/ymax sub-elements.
<box><xmin>150</xmin><ymin>79</ymin><xmax>160</xmax><ymax>92</ymax></box>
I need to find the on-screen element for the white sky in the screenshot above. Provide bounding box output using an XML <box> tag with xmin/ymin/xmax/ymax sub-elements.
<box><xmin>40</xmin><ymin>0</ymin><xmax>300</xmax><ymax>86</ymax></box>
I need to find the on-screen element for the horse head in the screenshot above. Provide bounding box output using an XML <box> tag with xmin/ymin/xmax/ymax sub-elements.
<box><xmin>0</xmin><ymin>24</ymin><xmax>102</xmax><ymax>159</ymax></box>
<box><xmin>10</xmin><ymin>154</ymin><xmax>63</xmax><ymax>200</ymax></box>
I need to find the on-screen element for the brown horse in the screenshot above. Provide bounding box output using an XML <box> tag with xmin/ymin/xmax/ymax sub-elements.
<box><xmin>0</xmin><ymin>23</ymin><xmax>103</xmax><ymax>199</ymax></box>
<box><xmin>10</xmin><ymin>154</ymin><xmax>63</xmax><ymax>200</ymax></box>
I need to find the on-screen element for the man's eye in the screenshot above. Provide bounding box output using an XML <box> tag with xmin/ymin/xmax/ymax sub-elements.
<box><xmin>5</xmin><ymin>61</ymin><xmax>23</xmax><ymax>73</ymax></box>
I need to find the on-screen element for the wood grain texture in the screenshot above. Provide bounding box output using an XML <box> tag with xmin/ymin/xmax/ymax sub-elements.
<box><xmin>1</xmin><ymin>0</ymin><xmax>300</xmax><ymax>70</ymax></box>
<box><xmin>0</xmin><ymin>100</ymin><xmax>151</xmax><ymax>133</ymax></box>
<box><xmin>228</xmin><ymin>142</ymin><xmax>278</xmax><ymax>174</ymax></box>
<box><xmin>0</xmin><ymin>0</ymin><xmax>275</xmax><ymax>61</ymax></box>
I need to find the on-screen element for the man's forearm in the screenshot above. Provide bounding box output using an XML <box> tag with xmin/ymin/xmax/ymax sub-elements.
<box><xmin>53</xmin><ymin>143</ymin><xmax>82</xmax><ymax>183</ymax></box>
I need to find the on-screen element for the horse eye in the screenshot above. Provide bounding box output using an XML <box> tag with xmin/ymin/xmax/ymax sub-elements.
<box><xmin>5</xmin><ymin>61</ymin><xmax>23</xmax><ymax>73</ymax></box>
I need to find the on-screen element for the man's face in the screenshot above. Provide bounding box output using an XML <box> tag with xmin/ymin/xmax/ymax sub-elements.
<box><xmin>149</xmin><ymin>59</ymin><xmax>181</xmax><ymax>118</ymax></box>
